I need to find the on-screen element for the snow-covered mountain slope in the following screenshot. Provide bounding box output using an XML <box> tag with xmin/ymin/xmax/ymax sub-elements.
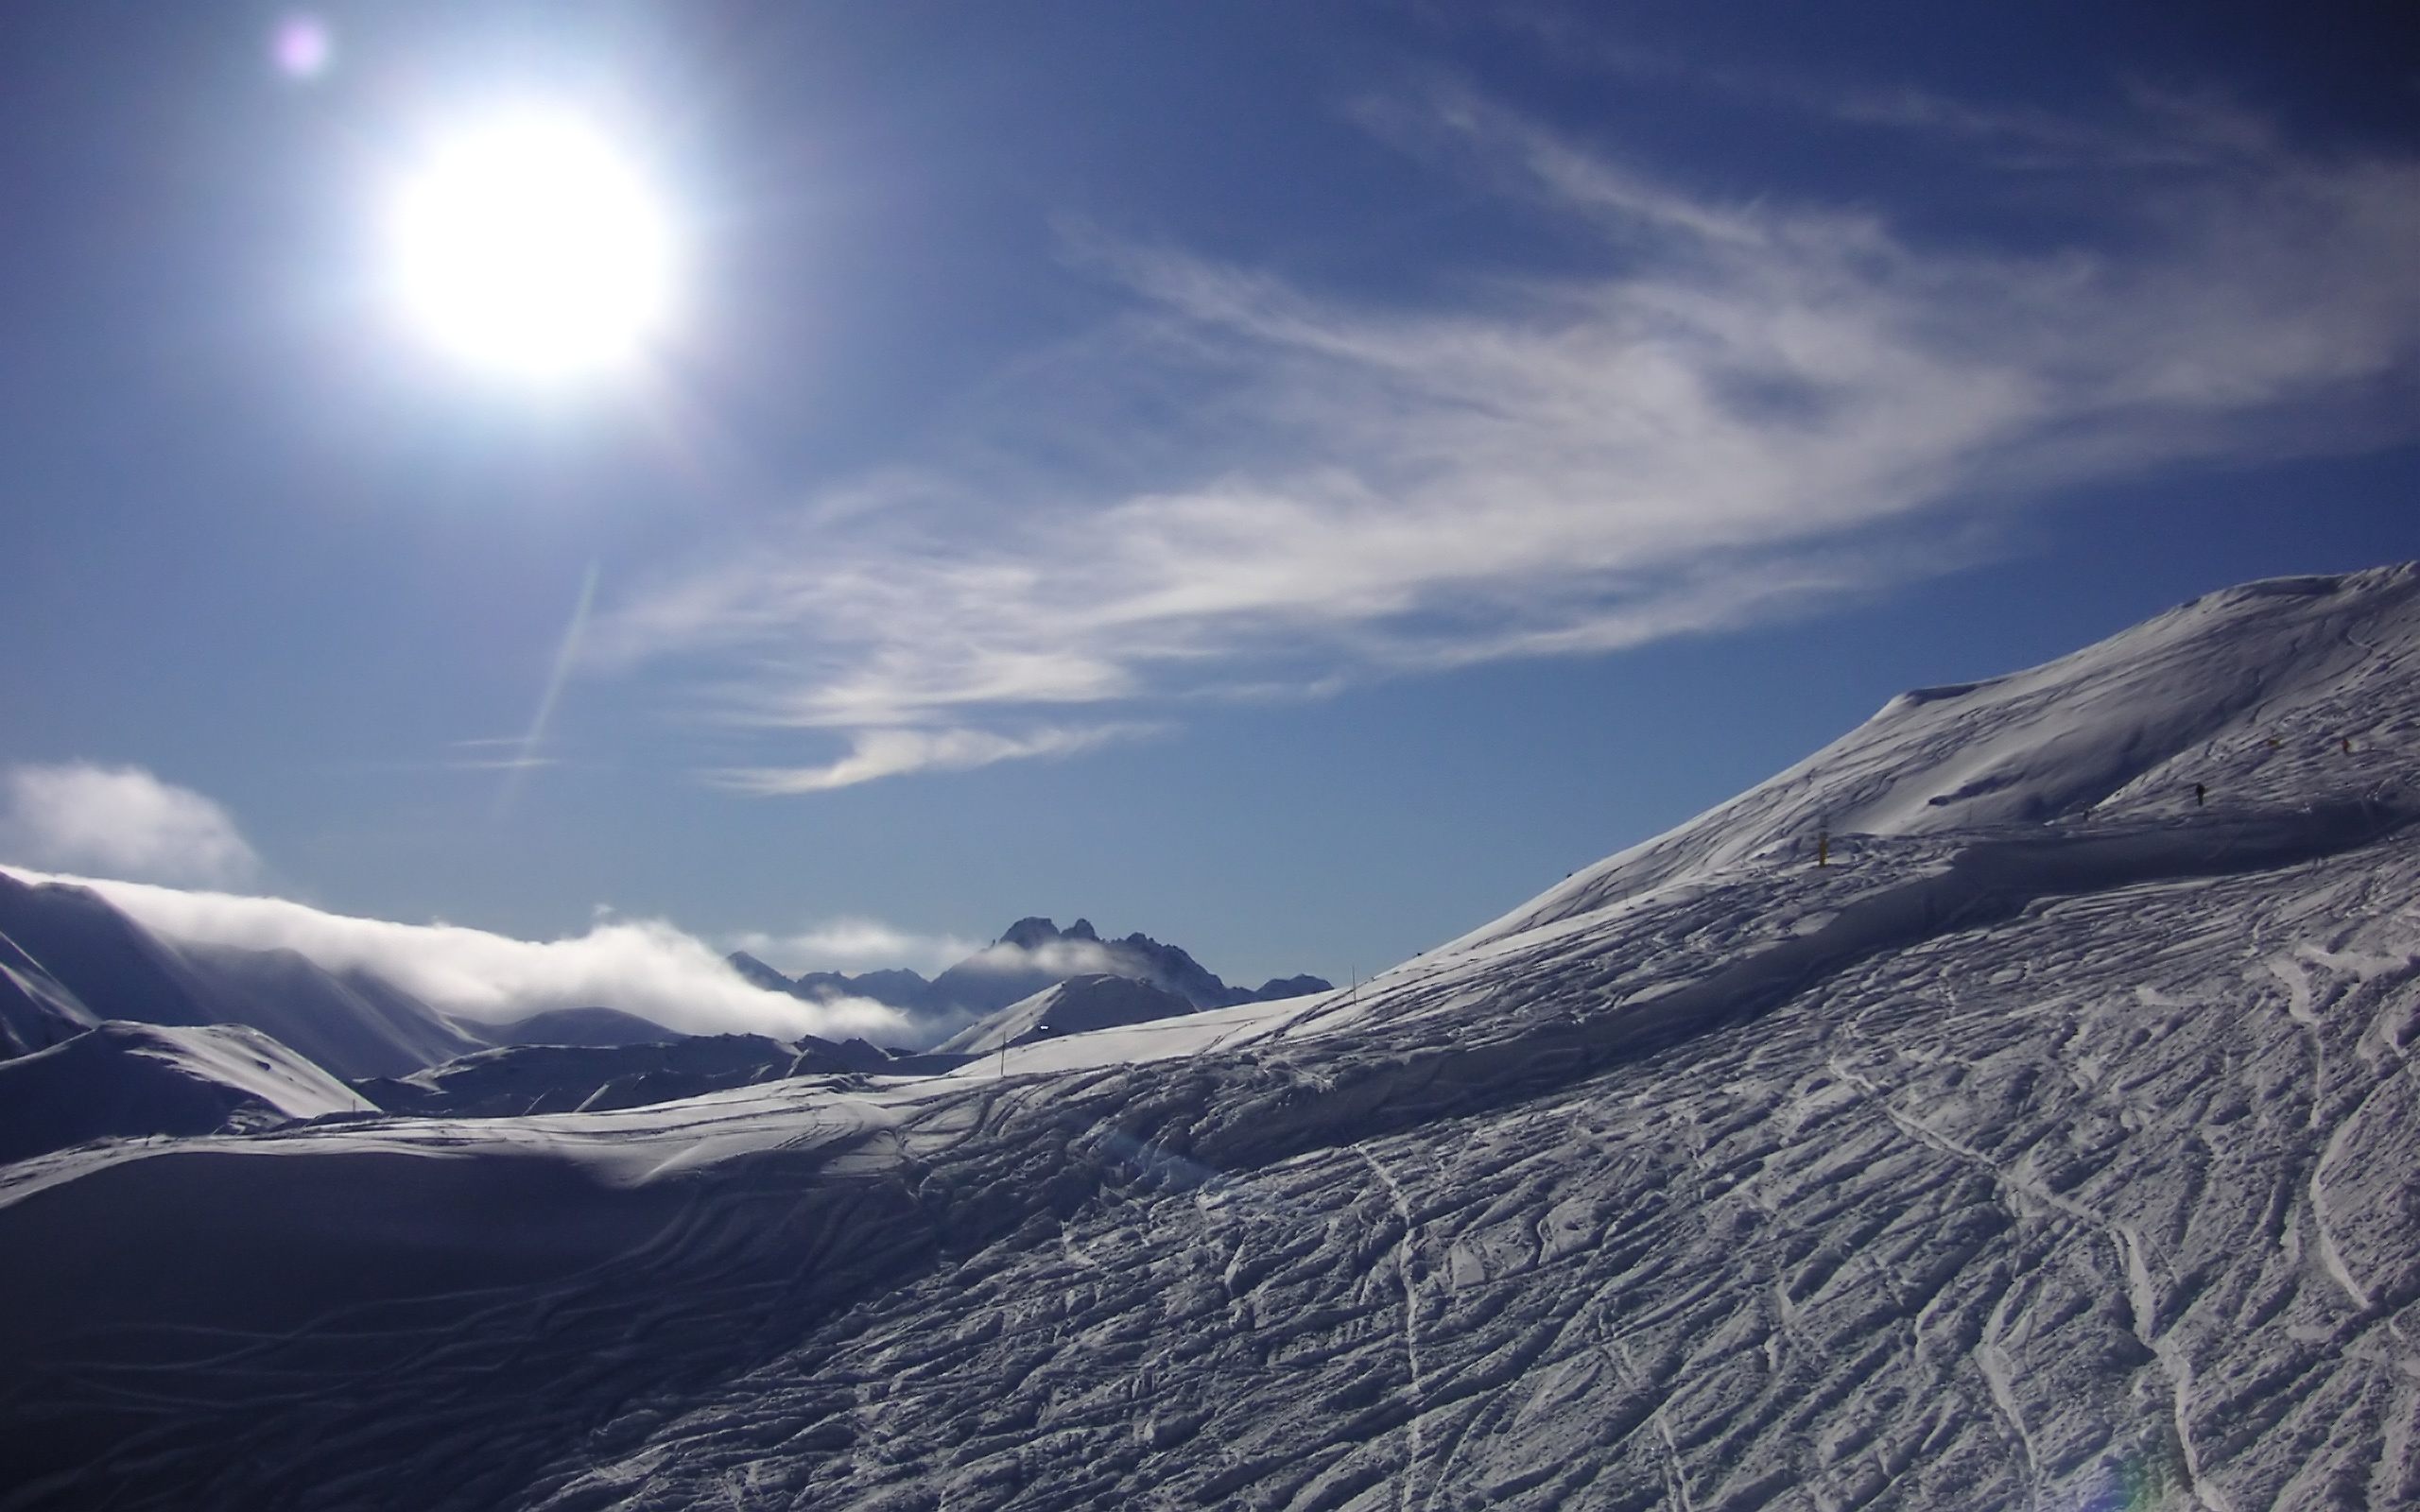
<box><xmin>0</xmin><ymin>872</ymin><xmax>480</xmax><ymax>1077</ymax></box>
<box><xmin>925</xmin><ymin>917</ymin><xmax>1331</xmax><ymax>1017</ymax></box>
<box><xmin>354</xmin><ymin>1034</ymin><xmax>814</xmax><ymax>1118</ymax></box>
<box><xmin>932</xmin><ymin>972</ymin><xmax>1202</xmax><ymax>1056</ymax></box>
<box><xmin>1459</xmin><ymin>562</ymin><xmax>2420</xmax><ymax>951</ymax></box>
<box><xmin>0</xmin><ymin>928</ymin><xmax>98</xmax><ymax>1057</ymax></box>
<box><xmin>477</xmin><ymin>1005</ymin><xmax>686</xmax><ymax>1049</ymax></box>
<box><xmin>3</xmin><ymin>565</ymin><xmax>2418</xmax><ymax>1512</ymax></box>
<box><xmin>0</xmin><ymin>1021</ymin><xmax>372</xmax><ymax>1164</ymax></box>
<box><xmin>0</xmin><ymin>871</ymin><xmax>221</xmax><ymax>1031</ymax></box>
<box><xmin>175</xmin><ymin>940</ymin><xmax>484</xmax><ymax>1077</ymax></box>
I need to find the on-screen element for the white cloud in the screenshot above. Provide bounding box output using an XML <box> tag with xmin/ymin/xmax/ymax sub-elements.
<box><xmin>706</xmin><ymin>723</ymin><xmax>1159</xmax><ymax>794</ymax></box>
<box><xmin>953</xmin><ymin>936</ymin><xmax>1126</xmax><ymax>978</ymax></box>
<box><xmin>725</xmin><ymin>917</ymin><xmax>986</xmax><ymax>977</ymax></box>
<box><xmin>9</xmin><ymin>868</ymin><xmax>919</xmax><ymax>1044</ymax></box>
<box><xmin>0</xmin><ymin>764</ymin><xmax>263</xmax><ymax>887</ymax></box>
<box><xmin>598</xmin><ymin>89</ymin><xmax>2420</xmax><ymax>790</ymax></box>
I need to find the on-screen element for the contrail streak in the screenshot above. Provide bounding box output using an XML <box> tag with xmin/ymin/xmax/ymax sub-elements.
<box><xmin>496</xmin><ymin>560</ymin><xmax>599</xmax><ymax>817</ymax></box>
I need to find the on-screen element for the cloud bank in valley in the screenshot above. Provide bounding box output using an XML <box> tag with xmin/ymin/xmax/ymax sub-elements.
<box><xmin>0</xmin><ymin>763</ymin><xmax>264</xmax><ymax>888</ymax></box>
<box><xmin>9</xmin><ymin>868</ymin><xmax>919</xmax><ymax>1045</ymax></box>
<box><xmin>0</xmin><ymin>765</ymin><xmax>952</xmax><ymax>1044</ymax></box>
<box><xmin>724</xmin><ymin>916</ymin><xmax>987</xmax><ymax>978</ymax></box>
<box><xmin>596</xmin><ymin>86</ymin><xmax>2420</xmax><ymax>790</ymax></box>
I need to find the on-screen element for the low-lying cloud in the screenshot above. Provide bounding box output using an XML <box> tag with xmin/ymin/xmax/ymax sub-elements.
<box><xmin>0</xmin><ymin>764</ymin><xmax>263</xmax><ymax>888</ymax></box>
<box><xmin>724</xmin><ymin>916</ymin><xmax>987</xmax><ymax>978</ymax></box>
<box><xmin>597</xmin><ymin>85</ymin><xmax>2420</xmax><ymax>789</ymax></box>
<box><xmin>10</xmin><ymin>868</ymin><xmax>918</xmax><ymax>1045</ymax></box>
<box><xmin>951</xmin><ymin>936</ymin><xmax>1128</xmax><ymax>979</ymax></box>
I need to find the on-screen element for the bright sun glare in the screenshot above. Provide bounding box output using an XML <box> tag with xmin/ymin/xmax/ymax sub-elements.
<box><xmin>388</xmin><ymin>108</ymin><xmax>676</xmax><ymax>382</ymax></box>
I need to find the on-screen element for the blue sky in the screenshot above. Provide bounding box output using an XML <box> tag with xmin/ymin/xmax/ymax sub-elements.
<box><xmin>2</xmin><ymin>1</ymin><xmax>2415</xmax><ymax>993</ymax></box>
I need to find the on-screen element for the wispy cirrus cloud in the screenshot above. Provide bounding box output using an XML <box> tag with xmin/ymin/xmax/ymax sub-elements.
<box><xmin>707</xmin><ymin>722</ymin><xmax>1161</xmax><ymax>795</ymax></box>
<box><xmin>597</xmin><ymin>85</ymin><xmax>2420</xmax><ymax>791</ymax></box>
<box><xmin>0</xmin><ymin>764</ymin><xmax>263</xmax><ymax>888</ymax></box>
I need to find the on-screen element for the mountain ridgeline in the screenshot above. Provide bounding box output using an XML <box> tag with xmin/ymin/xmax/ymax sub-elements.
<box><xmin>729</xmin><ymin>915</ymin><xmax>1332</xmax><ymax>1020</ymax></box>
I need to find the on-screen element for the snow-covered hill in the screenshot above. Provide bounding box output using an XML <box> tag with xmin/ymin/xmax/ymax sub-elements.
<box><xmin>1459</xmin><ymin>564</ymin><xmax>2420</xmax><ymax>950</ymax></box>
<box><xmin>0</xmin><ymin>927</ymin><xmax>98</xmax><ymax>1057</ymax></box>
<box><xmin>0</xmin><ymin>1021</ymin><xmax>371</xmax><ymax>1164</ymax></box>
<box><xmin>354</xmin><ymin>1033</ymin><xmax>820</xmax><ymax>1118</ymax></box>
<box><xmin>932</xmin><ymin>972</ymin><xmax>1202</xmax><ymax>1056</ymax></box>
<box><xmin>3</xmin><ymin>564</ymin><xmax>2417</xmax><ymax>1511</ymax></box>
<box><xmin>477</xmin><ymin>1005</ymin><xmax>686</xmax><ymax>1049</ymax></box>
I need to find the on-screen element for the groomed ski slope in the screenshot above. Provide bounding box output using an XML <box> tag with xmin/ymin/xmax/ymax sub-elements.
<box><xmin>3</xmin><ymin>564</ymin><xmax>2417</xmax><ymax>1511</ymax></box>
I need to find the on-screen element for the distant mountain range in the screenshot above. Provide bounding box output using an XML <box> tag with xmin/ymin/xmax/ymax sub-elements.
<box><xmin>731</xmin><ymin>915</ymin><xmax>1330</xmax><ymax>1021</ymax></box>
<box><xmin>0</xmin><ymin>871</ymin><xmax>1326</xmax><ymax>1159</ymax></box>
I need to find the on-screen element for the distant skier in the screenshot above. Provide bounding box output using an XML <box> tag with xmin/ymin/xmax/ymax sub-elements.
<box><xmin>2194</xmin><ymin>782</ymin><xmax>2206</xmax><ymax>808</ymax></box>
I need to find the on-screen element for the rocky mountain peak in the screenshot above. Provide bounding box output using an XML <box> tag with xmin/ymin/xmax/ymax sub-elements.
<box><xmin>996</xmin><ymin>917</ymin><xmax>1063</xmax><ymax>951</ymax></box>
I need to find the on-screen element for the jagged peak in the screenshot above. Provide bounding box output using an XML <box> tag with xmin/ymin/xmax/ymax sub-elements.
<box><xmin>997</xmin><ymin>917</ymin><xmax>1062</xmax><ymax>950</ymax></box>
<box><xmin>725</xmin><ymin>951</ymin><xmax>792</xmax><ymax>991</ymax></box>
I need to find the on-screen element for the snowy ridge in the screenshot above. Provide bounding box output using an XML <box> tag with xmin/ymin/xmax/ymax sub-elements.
<box><xmin>0</xmin><ymin>1021</ymin><xmax>372</xmax><ymax>1164</ymax></box>
<box><xmin>932</xmin><ymin>972</ymin><xmax>1202</xmax><ymax>1056</ymax></box>
<box><xmin>0</xmin><ymin>928</ymin><xmax>98</xmax><ymax>1057</ymax></box>
<box><xmin>355</xmin><ymin>1034</ymin><xmax>819</xmax><ymax>1118</ymax></box>
<box><xmin>3</xmin><ymin>564</ymin><xmax>2418</xmax><ymax>1510</ymax></box>
<box><xmin>1455</xmin><ymin>562</ymin><xmax>2420</xmax><ymax>952</ymax></box>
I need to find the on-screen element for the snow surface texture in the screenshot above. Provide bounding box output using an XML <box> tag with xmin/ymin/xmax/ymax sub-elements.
<box><xmin>4</xmin><ymin>565</ymin><xmax>2420</xmax><ymax>1510</ymax></box>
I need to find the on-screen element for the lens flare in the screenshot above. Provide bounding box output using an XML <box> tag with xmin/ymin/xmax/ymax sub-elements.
<box><xmin>270</xmin><ymin>14</ymin><xmax>332</xmax><ymax>79</ymax></box>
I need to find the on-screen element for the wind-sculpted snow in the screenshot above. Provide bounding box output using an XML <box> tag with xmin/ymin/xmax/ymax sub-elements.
<box><xmin>3</xmin><ymin>566</ymin><xmax>2418</xmax><ymax>1510</ymax></box>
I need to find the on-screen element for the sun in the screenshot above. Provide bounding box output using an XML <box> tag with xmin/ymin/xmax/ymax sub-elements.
<box><xmin>386</xmin><ymin>107</ymin><xmax>678</xmax><ymax>383</ymax></box>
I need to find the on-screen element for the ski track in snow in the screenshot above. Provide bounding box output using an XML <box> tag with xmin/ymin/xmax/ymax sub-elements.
<box><xmin>6</xmin><ymin>566</ymin><xmax>2420</xmax><ymax>1510</ymax></box>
